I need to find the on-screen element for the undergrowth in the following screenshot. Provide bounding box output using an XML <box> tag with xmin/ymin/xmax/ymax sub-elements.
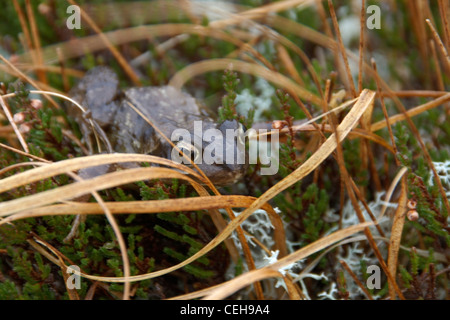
<box><xmin>0</xmin><ymin>0</ymin><xmax>449</xmax><ymax>300</ymax></box>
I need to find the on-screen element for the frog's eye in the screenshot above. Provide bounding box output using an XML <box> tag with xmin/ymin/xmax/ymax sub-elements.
<box><xmin>175</xmin><ymin>140</ymin><xmax>201</xmax><ymax>163</ymax></box>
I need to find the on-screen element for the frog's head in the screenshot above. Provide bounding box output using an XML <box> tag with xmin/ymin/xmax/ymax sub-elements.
<box><xmin>171</xmin><ymin>119</ymin><xmax>249</xmax><ymax>186</ymax></box>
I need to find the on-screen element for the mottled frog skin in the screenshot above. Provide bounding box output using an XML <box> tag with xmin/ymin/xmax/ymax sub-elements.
<box><xmin>68</xmin><ymin>66</ymin><xmax>248</xmax><ymax>185</ymax></box>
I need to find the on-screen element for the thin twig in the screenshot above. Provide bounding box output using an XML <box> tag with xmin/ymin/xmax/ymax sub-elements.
<box><xmin>426</xmin><ymin>19</ymin><xmax>450</xmax><ymax>76</ymax></box>
<box><xmin>25</xmin><ymin>0</ymin><xmax>47</xmax><ymax>84</ymax></box>
<box><xmin>0</xmin><ymin>54</ymin><xmax>59</xmax><ymax>109</ymax></box>
<box><xmin>438</xmin><ymin>0</ymin><xmax>450</xmax><ymax>49</ymax></box>
<box><xmin>358</xmin><ymin>0</ymin><xmax>365</xmax><ymax>94</ymax></box>
<box><xmin>371</xmin><ymin>58</ymin><xmax>399</xmax><ymax>165</ymax></box>
<box><xmin>340</xmin><ymin>260</ymin><xmax>374</xmax><ymax>300</ymax></box>
<box><xmin>328</xmin><ymin>0</ymin><xmax>357</xmax><ymax>97</ymax></box>
<box><xmin>0</xmin><ymin>96</ymin><xmax>29</xmax><ymax>154</ymax></box>
<box><xmin>12</xmin><ymin>0</ymin><xmax>34</xmax><ymax>55</ymax></box>
<box><xmin>66</xmin><ymin>0</ymin><xmax>141</xmax><ymax>86</ymax></box>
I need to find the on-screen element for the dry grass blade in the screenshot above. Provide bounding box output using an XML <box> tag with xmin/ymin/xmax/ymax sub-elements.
<box><xmin>171</xmin><ymin>233</ymin><xmax>377</xmax><ymax>300</ymax></box>
<box><xmin>387</xmin><ymin>175</ymin><xmax>408</xmax><ymax>300</ymax></box>
<box><xmin>425</xmin><ymin>18</ymin><xmax>450</xmax><ymax>76</ymax></box>
<box><xmin>12</xmin><ymin>0</ymin><xmax>35</xmax><ymax>66</ymax></box>
<box><xmin>0</xmin><ymin>142</ymin><xmax>50</xmax><ymax>163</ymax></box>
<box><xmin>87</xmin><ymin>187</ymin><xmax>132</xmax><ymax>300</ymax></box>
<box><xmin>209</xmin><ymin>0</ymin><xmax>316</xmax><ymax>29</ymax></box>
<box><xmin>371</xmin><ymin>93</ymin><xmax>450</xmax><ymax>132</ymax></box>
<box><xmin>368</xmin><ymin>61</ymin><xmax>450</xmax><ymax>217</ymax></box>
<box><xmin>0</xmin><ymin>161</ymin><xmax>46</xmax><ymax>177</ymax></box>
<box><xmin>0</xmin><ymin>95</ymin><xmax>29</xmax><ymax>153</ymax></box>
<box><xmin>17</xmin><ymin>24</ymin><xmax>268</xmax><ymax>67</ymax></box>
<box><xmin>0</xmin><ymin>152</ymin><xmax>273</xmax><ymax>288</ymax></box>
<box><xmin>277</xmin><ymin>44</ymin><xmax>304</xmax><ymax>86</ymax></box>
<box><xmin>1</xmin><ymin>64</ymin><xmax>84</xmax><ymax>78</ymax></box>
<box><xmin>0</xmin><ymin>54</ymin><xmax>59</xmax><ymax>109</ymax></box>
<box><xmin>358</xmin><ymin>0</ymin><xmax>366</xmax><ymax>94</ymax></box>
<box><xmin>0</xmin><ymin>153</ymin><xmax>204</xmax><ymax>194</ymax></box>
<box><xmin>47</xmin><ymin>89</ymin><xmax>374</xmax><ymax>285</ymax></box>
<box><xmin>379</xmin><ymin>167</ymin><xmax>409</xmax><ymax>221</ymax></box>
<box><xmin>438</xmin><ymin>0</ymin><xmax>450</xmax><ymax>49</ymax></box>
<box><xmin>283</xmin><ymin>275</ymin><xmax>303</xmax><ymax>300</ymax></box>
<box><xmin>0</xmin><ymin>167</ymin><xmax>204</xmax><ymax>217</ymax></box>
<box><xmin>25</xmin><ymin>0</ymin><xmax>46</xmax><ymax>85</ymax></box>
<box><xmin>66</xmin><ymin>0</ymin><xmax>141</xmax><ymax>86</ymax></box>
<box><xmin>340</xmin><ymin>259</ymin><xmax>373</xmax><ymax>300</ymax></box>
<box><xmin>0</xmin><ymin>166</ymin><xmax>198</xmax><ymax>301</ymax></box>
<box><xmin>0</xmin><ymin>195</ymin><xmax>273</xmax><ymax>225</ymax></box>
<box><xmin>257</xmin><ymin>89</ymin><xmax>375</xmax><ymax>198</ymax></box>
<box><xmin>27</xmin><ymin>234</ymin><xmax>120</xmax><ymax>299</ymax></box>
<box><xmin>169</xmin><ymin>58</ymin><xmax>324</xmax><ymax>107</ymax></box>
<box><xmin>206</xmin><ymin>269</ymin><xmax>284</xmax><ymax>300</ymax></box>
<box><xmin>59</xmin><ymin>259</ymin><xmax>80</xmax><ymax>299</ymax></box>
<box><xmin>26</xmin><ymin>238</ymin><xmax>79</xmax><ymax>300</ymax></box>
<box><xmin>15</xmin><ymin>16</ymin><xmax>325</xmax><ymax>100</ymax></box>
<box><xmin>372</xmin><ymin>59</ymin><xmax>398</xmax><ymax>163</ymax></box>
<box><xmin>429</xmin><ymin>40</ymin><xmax>446</xmax><ymax>92</ymax></box>
<box><xmin>328</xmin><ymin>0</ymin><xmax>356</xmax><ymax>97</ymax></box>
<box><xmin>271</xmin><ymin>124</ymin><xmax>395</xmax><ymax>154</ymax></box>
<box><xmin>203</xmin><ymin>221</ymin><xmax>374</xmax><ymax>299</ymax></box>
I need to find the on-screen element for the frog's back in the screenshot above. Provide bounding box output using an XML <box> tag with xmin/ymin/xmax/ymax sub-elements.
<box><xmin>124</xmin><ymin>86</ymin><xmax>214</xmax><ymax>134</ymax></box>
<box><xmin>67</xmin><ymin>66</ymin><xmax>248</xmax><ymax>186</ymax></box>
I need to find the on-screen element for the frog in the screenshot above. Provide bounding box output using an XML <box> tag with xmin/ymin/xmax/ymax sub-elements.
<box><xmin>67</xmin><ymin>66</ymin><xmax>248</xmax><ymax>186</ymax></box>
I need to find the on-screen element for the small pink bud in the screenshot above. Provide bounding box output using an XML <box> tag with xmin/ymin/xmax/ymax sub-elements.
<box><xmin>38</xmin><ymin>3</ymin><xmax>51</xmax><ymax>15</ymax></box>
<box><xmin>13</xmin><ymin>112</ymin><xmax>25</xmax><ymax>124</ymax></box>
<box><xmin>19</xmin><ymin>123</ymin><xmax>31</xmax><ymax>134</ymax></box>
<box><xmin>9</xmin><ymin>55</ymin><xmax>19</xmax><ymax>64</ymax></box>
<box><xmin>407</xmin><ymin>199</ymin><xmax>417</xmax><ymax>210</ymax></box>
<box><xmin>30</xmin><ymin>99</ymin><xmax>43</xmax><ymax>109</ymax></box>
<box><xmin>272</xmin><ymin>120</ymin><xmax>285</xmax><ymax>130</ymax></box>
<box><xmin>407</xmin><ymin>210</ymin><xmax>419</xmax><ymax>221</ymax></box>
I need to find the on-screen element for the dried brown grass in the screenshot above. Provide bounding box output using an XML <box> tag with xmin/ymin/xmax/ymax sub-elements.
<box><xmin>1</xmin><ymin>0</ymin><xmax>449</xmax><ymax>300</ymax></box>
